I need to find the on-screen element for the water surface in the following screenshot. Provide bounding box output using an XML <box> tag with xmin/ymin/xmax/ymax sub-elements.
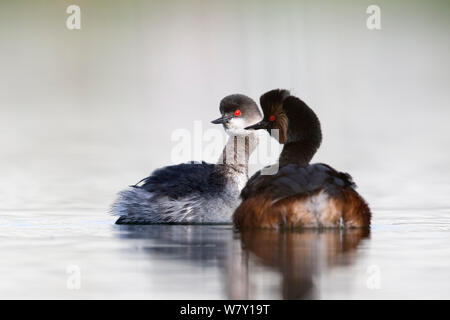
<box><xmin>1</xmin><ymin>208</ymin><xmax>450</xmax><ymax>299</ymax></box>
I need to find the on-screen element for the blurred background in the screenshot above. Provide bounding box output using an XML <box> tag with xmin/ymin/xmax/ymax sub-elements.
<box><xmin>1</xmin><ymin>0</ymin><xmax>449</xmax><ymax>211</ymax></box>
<box><xmin>0</xmin><ymin>0</ymin><xmax>449</xmax><ymax>299</ymax></box>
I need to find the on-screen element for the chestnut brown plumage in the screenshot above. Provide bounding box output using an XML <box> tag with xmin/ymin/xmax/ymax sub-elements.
<box><xmin>234</xmin><ymin>89</ymin><xmax>371</xmax><ymax>229</ymax></box>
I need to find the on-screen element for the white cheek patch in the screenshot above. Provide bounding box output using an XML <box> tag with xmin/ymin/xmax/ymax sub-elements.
<box><xmin>226</xmin><ymin>118</ymin><xmax>248</xmax><ymax>135</ymax></box>
<box><xmin>228</xmin><ymin>117</ymin><xmax>246</xmax><ymax>129</ymax></box>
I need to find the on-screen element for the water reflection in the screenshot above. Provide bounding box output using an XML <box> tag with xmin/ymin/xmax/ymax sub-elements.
<box><xmin>116</xmin><ymin>225</ymin><xmax>233</xmax><ymax>267</ymax></box>
<box><xmin>236</xmin><ymin>229</ymin><xmax>370</xmax><ymax>299</ymax></box>
<box><xmin>115</xmin><ymin>225</ymin><xmax>369</xmax><ymax>299</ymax></box>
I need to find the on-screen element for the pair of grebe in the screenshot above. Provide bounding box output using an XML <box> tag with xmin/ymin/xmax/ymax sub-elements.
<box><xmin>113</xmin><ymin>89</ymin><xmax>371</xmax><ymax>228</ymax></box>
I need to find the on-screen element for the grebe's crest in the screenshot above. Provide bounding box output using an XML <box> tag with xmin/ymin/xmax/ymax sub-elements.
<box><xmin>259</xmin><ymin>89</ymin><xmax>290</xmax><ymax>144</ymax></box>
<box><xmin>247</xmin><ymin>89</ymin><xmax>322</xmax><ymax>147</ymax></box>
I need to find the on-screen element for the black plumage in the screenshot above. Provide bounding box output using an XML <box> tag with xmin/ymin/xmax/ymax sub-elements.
<box><xmin>241</xmin><ymin>163</ymin><xmax>356</xmax><ymax>202</ymax></box>
<box><xmin>133</xmin><ymin>161</ymin><xmax>228</xmax><ymax>200</ymax></box>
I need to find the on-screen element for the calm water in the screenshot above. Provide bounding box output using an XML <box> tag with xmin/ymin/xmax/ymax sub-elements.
<box><xmin>1</xmin><ymin>207</ymin><xmax>450</xmax><ymax>299</ymax></box>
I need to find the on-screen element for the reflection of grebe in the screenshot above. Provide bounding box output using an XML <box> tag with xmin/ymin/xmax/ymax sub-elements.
<box><xmin>112</xmin><ymin>94</ymin><xmax>262</xmax><ymax>224</ymax></box>
<box><xmin>233</xmin><ymin>229</ymin><xmax>369</xmax><ymax>299</ymax></box>
<box><xmin>234</xmin><ymin>89</ymin><xmax>371</xmax><ymax>229</ymax></box>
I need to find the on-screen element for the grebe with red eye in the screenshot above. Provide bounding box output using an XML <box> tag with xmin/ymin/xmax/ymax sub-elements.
<box><xmin>112</xmin><ymin>94</ymin><xmax>262</xmax><ymax>224</ymax></box>
<box><xmin>233</xmin><ymin>89</ymin><xmax>371</xmax><ymax>229</ymax></box>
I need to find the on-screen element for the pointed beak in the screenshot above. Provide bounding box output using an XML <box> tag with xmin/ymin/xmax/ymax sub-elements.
<box><xmin>211</xmin><ymin>115</ymin><xmax>233</xmax><ymax>124</ymax></box>
<box><xmin>245</xmin><ymin>120</ymin><xmax>270</xmax><ymax>130</ymax></box>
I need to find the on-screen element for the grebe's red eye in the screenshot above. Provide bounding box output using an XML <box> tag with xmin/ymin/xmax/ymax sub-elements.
<box><xmin>269</xmin><ymin>115</ymin><xmax>276</xmax><ymax>122</ymax></box>
<box><xmin>234</xmin><ymin>109</ymin><xmax>241</xmax><ymax>117</ymax></box>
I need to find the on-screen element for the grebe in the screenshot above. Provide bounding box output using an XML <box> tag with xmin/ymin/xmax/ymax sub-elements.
<box><xmin>112</xmin><ymin>94</ymin><xmax>262</xmax><ymax>224</ymax></box>
<box><xmin>233</xmin><ymin>89</ymin><xmax>371</xmax><ymax>229</ymax></box>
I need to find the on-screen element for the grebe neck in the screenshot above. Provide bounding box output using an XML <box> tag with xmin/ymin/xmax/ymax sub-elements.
<box><xmin>217</xmin><ymin>132</ymin><xmax>258</xmax><ymax>177</ymax></box>
<box><xmin>279</xmin><ymin>139</ymin><xmax>320</xmax><ymax>167</ymax></box>
<box><xmin>278</xmin><ymin>96</ymin><xmax>322</xmax><ymax>167</ymax></box>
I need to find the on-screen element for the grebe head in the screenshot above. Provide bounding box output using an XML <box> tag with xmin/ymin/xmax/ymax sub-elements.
<box><xmin>211</xmin><ymin>94</ymin><xmax>262</xmax><ymax>136</ymax></box>
<box><xmin>246</xmin><ymin>89</ymin><xmax>322</xmax><ymax>147</ymax></box>
<box><xmin>245</xmin><ymin>89</ymin><xmax>290</xmax><ymax>143</ymax></box>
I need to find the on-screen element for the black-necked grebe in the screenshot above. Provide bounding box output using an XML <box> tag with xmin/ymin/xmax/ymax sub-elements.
<box><xmin>112</xmin><ymin>94</ymin><xmax>262</xmax><ymax>224</ymax></box>
<box><xmin>233</xmin><ymin>89</ymin><xmax>371</xmax><ymax>229</ymax></box>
